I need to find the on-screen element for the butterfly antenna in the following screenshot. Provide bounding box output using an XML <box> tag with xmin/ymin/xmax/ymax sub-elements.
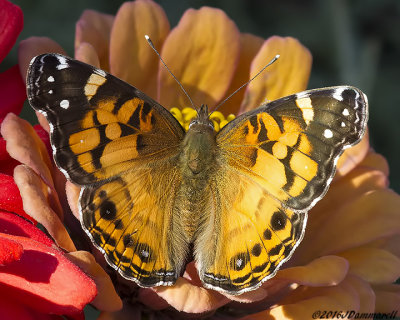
<box><xmin>145</xmin><ymin>35</ymin><xmax>195</xmax><ymax>109</ymax></box>
<box><xmin>210</xmin><ymin>54</ymin><xmax>280</xmax><ymax>115</ymax></box>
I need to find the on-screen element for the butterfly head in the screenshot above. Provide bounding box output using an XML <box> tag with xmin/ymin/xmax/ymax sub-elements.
<box><xmin>188</xmin><ymin>104</ymin><xmax>214</xmax><ymax>132</ymax></box>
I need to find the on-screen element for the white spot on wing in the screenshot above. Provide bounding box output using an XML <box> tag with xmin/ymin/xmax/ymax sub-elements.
<box><xmin>48</xmin><ymin>90</ymin><xmax>53</xmax><ymax>94</ymax></box>
<box><xmin>141</xmin><ymin>250</ymin><xmax>149</xmax><ymax>258</ymax></box>
<box><xmin>94</xmin><ymin>68</ymin><xmax>106</xmax><ymax>77</ymax></box>
<box><xmin>295</xmin><ymin>91</ymin><xmax>309</xmax><ymax>99</ymax></box>
<box><xmin>324</xmin><ymin>129</ymin><xmax>333</xmax><ymax>139</ymax></box>
<box><xmin>56</xmin><ymin>55</ymin><xmax>69</xmax><ymax>70</ymax></box>
<box><xmin>342</xmin><ymin>108</ymin><xmax>350</xmax><ymax>116</ymax></box>
<box><xmin>60</xmin><ymin>99</ymin><xmax>69</xmax><ymax>109</ymax></box>
<box><xmin>47</xmin><ymin>76</ymin><xmax>55</xmax><ymax>82</ymax></box>
<box><xmin>333</xmin><ymin>87</ymin><xmax>345</xmax><ymax>101</ymax></box>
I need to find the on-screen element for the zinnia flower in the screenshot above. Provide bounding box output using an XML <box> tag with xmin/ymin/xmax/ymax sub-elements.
<box><xmin>11</xmin><ymin>0</ymin><xmax>400</xmax><ymax>318</ymax></box>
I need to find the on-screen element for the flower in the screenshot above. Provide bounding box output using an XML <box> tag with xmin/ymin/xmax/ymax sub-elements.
<box><xmin>15</xmin><ymin>0</ymin><xmax>400</xmax><ymax>319</ymax></box>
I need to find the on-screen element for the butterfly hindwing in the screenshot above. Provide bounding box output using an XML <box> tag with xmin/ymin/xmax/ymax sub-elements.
<box><xmin>196</xmin><ymin>86</ymin><xmax>367</xmax><ymax>294</ymax></box>
<box><xmin>27</xmin><ymin>53</ymin><xmax>188</xmax><ymax>286</ymax></box>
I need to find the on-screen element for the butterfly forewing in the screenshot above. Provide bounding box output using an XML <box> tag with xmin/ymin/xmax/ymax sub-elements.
<box><xmin>27</xmin><ymin>54</ymin><xmax>184</xmax><ymax>185</ymax></box>
<box><xmin>195</xmin><ymin>86</ymin><xmax>367</xmax><ymax>294</ymax></box>
<box><xmin>27</xmin><ymin>53</ymin><xmax>187</xmax><ymax>286</ymax></box>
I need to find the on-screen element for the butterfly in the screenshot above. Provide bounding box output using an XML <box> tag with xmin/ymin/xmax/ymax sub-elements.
<box><xmin>26</xmin><ymin>53</ymin><xmax>368</xmax><ymax>295</ymax></box>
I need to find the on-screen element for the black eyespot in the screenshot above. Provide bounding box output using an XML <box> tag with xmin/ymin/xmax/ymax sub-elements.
<box><xmin>271</xmin><ymin>211</ymin><xmax>287</xmax><ymax>231</ymax></box>
<box><xmin>100</xmin><ymin>200</ymin><xmax>117</xmax><ymax>220</ymax></box>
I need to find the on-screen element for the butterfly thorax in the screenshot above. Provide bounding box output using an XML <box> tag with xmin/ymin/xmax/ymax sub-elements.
<box><xmin>176</xmin><ymin>105</ymin><xmax>218</xmax><ymax>242</ymax></box>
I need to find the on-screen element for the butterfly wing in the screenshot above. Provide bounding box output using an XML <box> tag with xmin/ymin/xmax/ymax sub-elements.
<box><xmin>27</xmin><ymin>54</ymin><xmax>187</xmax><ymax>286</ymax></box>
<box><xmin>195</xmin><ymin>86</ymin><xmax>368</xmax><ymax>294</ymax></box>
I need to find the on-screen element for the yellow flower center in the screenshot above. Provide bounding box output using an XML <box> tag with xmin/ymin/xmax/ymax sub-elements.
<box><xmin>170</xmin><ymin>107</ymin><xmax>235</xmax><ymax>132</ymax></box>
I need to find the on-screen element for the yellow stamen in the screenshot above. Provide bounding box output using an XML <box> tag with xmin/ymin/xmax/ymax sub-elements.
<box><xmin>170</xmin><ymin>107</ymin><xmax>235</xmax><ymax>132</ymax></box>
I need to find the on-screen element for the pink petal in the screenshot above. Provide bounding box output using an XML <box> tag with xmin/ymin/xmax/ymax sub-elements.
<box><xmin>0</xmin><ymin>65</ymin><xmax>26</xmax><ymax>118</ymax></box>
<box><xmin>66</xmin><ymin>181</ymin><xmax>81</xmax><ymax>221</ymax></box>
<box><xmin>0</xmin><ymin>0</ymin><xmax>23</xmax><ymax>63</ymax></box>
<box><xmin>0</xmin><ymin>235</ymin><xmax>23</xmax><ymax>265</ymax></box>
<box><xmin>0</xmin><ymin>210</ymin><xmax>53</xmax><ymax>246</ymax></box>
<box><xmin>1</xmin><ymin>113</ymin><xmax>54</xmax><ymax>189</ymax></box>
<box><xmin>13</xmin><ymin>165</ymin><xmax>76</xmax><ymax>252</ymax></box>
<box><xmin>18</xmin><ymin>36</ymin><xmax>66</xmax><ymax>84</ymax></box>
<box><xmin>75</xmin><ymin>9</ymin><xmax>114</xmax><ymax>70</ymax></box>
<box><xmin>75</xmin><ymin>42</ymin><xmax>100</xmax><ymax>67</ymax></box>
<box><xmin>153</xmin><ymin>277</ymin><xmax>230</xmax><ymax>313</ymax></box>
<box><xmin>0</xmin><ymin>233</ymin><xmax>97</xmax><ymax>315</ymax></box>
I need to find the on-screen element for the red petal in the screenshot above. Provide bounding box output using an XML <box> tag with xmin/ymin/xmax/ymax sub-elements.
<box><xmin>0</xmin><ymin>173</ymin><xmax>32</xmax><ymax>221</ymax></box>
<box><xmin>0</xmin><ymin>138</ymin><xmax>21</xmax><ymax>175</ymax></box>
<box><xmin>0</xmin><ymin>65</ymin><xmax>27</xmax><ymax>118</ymax></box>
<box><xmin>0</xmin><ymin>158</ymin><xmax>20</xmax><ymax>176</ymax></box>
<box><xmin>0</xmin><ymin>0</ymin><xmax>23</xmax><ymax>63</ymax></box>
<box><xmin>0</xmin><ymin>211</ymin><xmax>51</xmax><ymax>246</ymax></box>
<box><xmin>0</xmin><ymin>235</ymin><xmax>22</xmax><ymax>265</ymax></box>
<box><xmin>0</xmin><ymin>295</ymin><xmax>62</xmax><ymax>320</ymax></box>
<box><xmin>0</xmin><ymin>233</ymin><xmax>97</xmax><ymax>315</ymax></box>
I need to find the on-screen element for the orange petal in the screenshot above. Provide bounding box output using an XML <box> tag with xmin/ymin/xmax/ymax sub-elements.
<box><xmin>240</xmin><ymin>36</ymin><xmax>312</xmax><ymax>113</ymax></box>
<box><xmin>75</xmin><ymin>42</ymin><xmax>100</xmax><ymax>67</ymax></box>
<box><xmin>67</xmin><ymin>251</ymin><xmax>122</xmax><ymax>311</ymax></box>
<box><xmin>153</xmin><ymin>277</ymin><xmax>230</xmax><ymax>313</ymax></box>
<box><xmin>13</xmin><ymin>165</ymin><xmax>76</xmax><ymax>252</ymax></box>
<box><xmin>299</xmin><ymin>189</ymin><xmax>400</xmax><ymax>261</ymax></box>
<box><xmin>335</xmin><ymin>129</ymin><xmax>370</xmax><ymax>179</ymax></box>
<box><xmin>241</xmin><ymin>276</ymin><xmax>360</xmax><ymax>320</ymax></box>
<box><xmin>345</xmin><ymin>275</ymin><xmax>375</xmax><ymax>313</ymax></box>
<box><xmin>340</xmin><ymin>247</ymin><xmax>400</xmax><ymax>285</ymax></box>
<box><xmin>312</xmin><ymin>164</ymin><xmax>388</xmax><ymax>217</ymax></box>
<box><xmin>109</xmin><ymin>0</ymin><xmax>169</xmax><ymax>99</ymax></box>
<box><xmin>75</xmin><ymin>9</ymin><xmax>114</xmax><ymax>70</ymax></box>
<box><xmin>358</xmin><ymin>150</ymin><xmax>389</xmax><ymax>177</ymax></box>
<box><xmin>276</xmin><ymin>255</ymin><xmax>348</xmax><ymax>287</ymax></box>
<box><xmin>18</xmin><ymin>36</ymin><xmax>66</xmax><ymax>82</ymax></box>
<box><xmin>220</xmin><ymin>33</ymin><xmax>264</xmax><ymax>115</ymax></box>
<box><xmin>158</xmin><ymin>7</ymin><xmax>240</xmax><ymax>109</ymax></box>
<box><xmin>374</xmin><ymin>284</ymin><xmax>400</xmax><ymax>313</ymax></box>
